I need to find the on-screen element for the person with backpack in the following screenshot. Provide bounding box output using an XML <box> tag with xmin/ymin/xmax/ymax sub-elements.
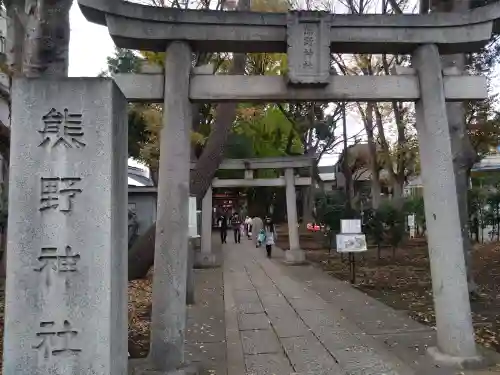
<box><xmin>257</xmin><ymin>228</ymin><xmax>266</xmax><ymax>247</ymax></box>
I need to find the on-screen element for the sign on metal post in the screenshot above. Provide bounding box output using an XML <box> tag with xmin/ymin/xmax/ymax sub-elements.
<box><xmin>336</xmin><ymin>233</ymin><xmax>368</xmax><ymax>252</ymax></box>
<box><xmin>336</xmin><ymin>219</ymin><xmax>367</xmax><ymax>284</ymax></box>
<box><xmin>408</xmin><ymin>214</ymin><xmax>416</xmax><ymax>239</ymax></box>
<box><xmin>341</xmin><ymin>219</ymin><xmax>362</xmax><ymax>235</ymax></box>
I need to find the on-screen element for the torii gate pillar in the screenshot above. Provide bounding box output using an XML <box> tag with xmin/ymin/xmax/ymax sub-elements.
<box><xmin>149</xmin><ymin>41</ymin><xmax>193</xmax><ymax>373</ymax></box>
<box><xmin>284</xmin><ymin>168</ymin><xmax>306</xmax><ymax>264</ymax></box>
<box><xmin>195</xmin><ymin>185</ymin><xmax>218</xmax><ymax>268</ymax></box>
<box><xmin>413</xmin><ymin>44</ymin><xmax>483</xmax><ymax>367</ymax></box>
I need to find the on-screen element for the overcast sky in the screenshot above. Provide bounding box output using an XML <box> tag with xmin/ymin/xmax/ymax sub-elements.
<box><xmin>69</xmin><ymin>3</ymin><xmax>115</xmax><ymax>77</ymax></box>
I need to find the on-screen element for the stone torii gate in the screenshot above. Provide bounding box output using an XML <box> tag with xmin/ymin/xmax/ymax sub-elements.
<box><xmin>196</xmin><ymin>156</ymin><xmax>314</xmax><ymax>267</ymax></box>
<box><xmin>78</xmin><ymin>0</ymin><xmax>500</xmax><ymax>372</ymax></box>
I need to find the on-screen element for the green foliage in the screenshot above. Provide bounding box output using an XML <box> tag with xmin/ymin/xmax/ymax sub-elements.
<box><xmin>363</xmin><ymin>208</ymin><xmax>384</xmax><ymax>248</ymax></box>
<box><xmin>363</xmin><ymin>197</ymin><xmax>425</xmax><ymax>253</ymax></box>
<box><xmin>403</xmin><ymin>195</ymin><xmax>426</xmax><ymax>232</ymax></box>
<box><xmin>469</xmin><ymin>174</ymin><xmax>500</xmax><ymax>241</ymax></box>
<box><xmin>127</xmin><ymin>105</ymin><xmax>151</xmax><ymax>161</ymax></box>
<box><xmin>233</xmin><ymin>104</ymin><xmax>303</xmax><ymax>157</ymax></box>
<box><xmin>103</xmin><ymin>48</ymin><xmax>151</xmax><ymax>161</ymax></box>
<box><xmin>315</xmin><ymin>190</ymin><xmax>352</xmax><ymax>233</ymax></box>
<box><xmin>104</xmin><ymin>47</ymin><xmax>143</xmax><ymax>76</ymax></box>
<box><xmin>377</xmin><ymin>202</ymin><xmax>405</xmax><ymax>250</ymax></box>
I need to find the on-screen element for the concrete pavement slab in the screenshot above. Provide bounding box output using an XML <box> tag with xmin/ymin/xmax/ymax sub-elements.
<box><xmin>241</xmin><ymin>330</ymin><xmax>281</xmax><ymax>355</ymax></box>
<box><xmin>281</xmin><ymin>335</ymin><xmax>344</xmax><ymax>375</ymax></box>
<box><xmin>245</xmin><ymin>353</ymin><xmax>294</xmax><ymax>375</ymax></box>
<box><xmin>238</xmin><ymin>313</ymin><xmax>272</xmax><ymax>331</ymax></box>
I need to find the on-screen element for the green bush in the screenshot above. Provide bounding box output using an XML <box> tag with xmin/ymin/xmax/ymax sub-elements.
<box><xmin>403</xmin><ymin>195</ymin><xmax>426</xmax><ymax>234</ymax></box>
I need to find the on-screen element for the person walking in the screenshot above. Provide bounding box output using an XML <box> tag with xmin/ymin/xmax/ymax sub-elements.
<box><xmin>252</xmin><ymin>216</ymin><xmax>263</xmax><ymax>247</ymax></box>
<box><xmin>244</xmin><ymin>216</ymin><xmax>253</xmax><ymax>239</ymax></box>
<box><xmin>219</xmin><ymin>214</ymin><xmax>228</xmax><ymax>244</ymax></box>
<box><xmin>263</xmin><ymin>217</ymin><xmax>277</xmax><ymax>258</ymax></box>
<box><xmin>231</xmin><ymin>212</ymin><xmax>242</xmax><ymax>243</ymax></box>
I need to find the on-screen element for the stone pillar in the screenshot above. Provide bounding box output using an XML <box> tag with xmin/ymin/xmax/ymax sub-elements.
<box><xmin>4</xmin><ymin>78</ymin><xmax>128</xmax><ymax>375</ymax></box>
<box><xmin>413</xmin><ymin>44</ymin><xmax>482</xmax><ymax>367</ymax></box>
<box><xmin>186</xmin><ymin>238</ymin><xmax>195</xmax><ymax>305</ymax></box>
<box><xmin>201</xmin><ymin>187</ymin><xmax>212</xmax><ymax>255</ymax></box>
<box><xmin>149</xmin><ymin>42</ymin><xmax>192</xmax><ymax>372</ymax></box>
<box><xmin>194</xmin><ymin>186</ymin><xmax>218</xmax><ymax>268</ymax></box>
<box><xmin>284</xmin><ymin>168</ymin><xmax>305</xmax><ymax>264</ymax></box>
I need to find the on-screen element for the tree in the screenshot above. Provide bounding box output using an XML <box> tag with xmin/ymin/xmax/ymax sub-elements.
<box><xmin>0</xmin><ymin>0</ymin><xmax>73</xmax><ymax>275</ymax></box>
<box><xmin>5</xmin><ymin>0</ymin><xmax>73</xmax><ymax>77</ymax></box>
<box><xmin>101</xmin><ymin>48</ymin><xmax>152</xmax><ymax>166</ymax></box>
<box><xmin>128</xmin><ymin>0</ymin><xmax>254</xmax><ymax>280</ymax></box>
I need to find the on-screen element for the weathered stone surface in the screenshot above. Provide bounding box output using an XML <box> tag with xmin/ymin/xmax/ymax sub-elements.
<box><xmin>149</xmin><ymin>41</ymin><xmax>193</xmax><ymax>371</ymax></box>
<box><xmin>237</xmin><ymin>300</ymin><xmax>265</xmax><ymax>314</ymax></box>
<box><xmin>298</xmin><ymin>308</ymin><xmax>343</xmax><ymax>328</ymax></box>
<box><xmin>314</xmin><ymin>325</ymin><xmax>362</xmax><ymax>352</ymax></box>
<box><xmin>186</xmin><ymin>318</ymin><xmax>225</xmax><ymax>344</ymax></box>
<box><xmin>186</xmin><ymin>239</ymin><xmax>195</xmax><ymax>305</ymax></box>
<box><xmin>245</xmin><ymin>353</ymin><xmax>294</xmax><ymax>375</ymax></box>
<box><xmin>265</xmin><ymin>306</ymin><xmax>298</xmax><ymax>319</ymax></box>
<box><xmin>268</xmin><ymin>313</ymin><xmax>310</xmax><ymax>338</ymax></box>
<box><xmin>199</xmin><ymin>187</ymin><xmax>213</xmax><ymax>264</ymax></box>
<box><xmin>284</xmin><ymin>249</ymin><xmax>307</xmax><ymax>264</ymax></box>
<box><xmin>129</xmin><ymin>359</ymin><xmax>198</xmax><ymax>375</ymax></box>
<box><xmin>282</xmin><ymin>335</ymin><xmax>343</xmax><ymax>374</ymax></box>
<box><xmin>413</xmin><ymin>44</ymin><xmax>478</xmax><ymax>360</ymax></box>
<box><xmin>233</xmin><ymin>290</ymin><xmax>260</xmax><ymax>304</ymax></box>
<box><xmin>79</xmin><ymin>0</ymin><xmax>499</xmax><ymax>54</ymax></box>
<box><xmin>116</xmin><ymin>74</ymin><xmax>488</xmax><ymax>103</ymax></box>
<box><xmin>259</xmin><ymin>294</ymin><xmax>289</xmax><ymax>310</ymax></box>
<box><xmin>241</xmin><ymin>330</ymin><xmax>281</xmax><ymax>355</ymax></box>
<box><xmin>334</xmin><ymin>344</ymin><xmax>399</xmax><ymax>375</ymax></box>
<box><xmin>287</xmin><ymin>11</ymin><xmax>331</xmax><ymax>85</ymax></box>
<box><xmin>227</xmin><ymin>273</ymin><xmax>254</xmax><ymax>291</ymax></box>
<box><xmin>284</xmin><ymin>168</ymin><xmax>302</xmax><ymax>255</ymax></box>
<box><xmin>4</xmin><ymin>78</ymin><xmax>128</xmax><ymax>375</ymax></box>
<box><xmin>184</xmin><ymin>342</ymin><xmax>226</xmax><ymax>375</ymax></box>
<box><xmin>238</xmin><ymin>313</ymin><xmax>271</xmax><ymax>331</ymax></box>
<box><xmin>193</xmin><ymin>252</ymin><xmax>219</xmax><ymax>269</ymax></box>
<box><xmin>288</xmin><ymin>296</ymin><xmax>328</xmax><ymax>311</ymax></box>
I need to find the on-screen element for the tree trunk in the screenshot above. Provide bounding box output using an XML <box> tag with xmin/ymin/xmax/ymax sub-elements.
<box><xmin>302</xmin><ymin>186</ymin><xmax>314</xmax><ymax>224</ymax></box>
<box><xmin>5</xmin><ymin>0</ymin><xmax>26</xmax><ymax>76</ymax></box>
<box><xmin>392</xmin><ymin>180</ymin><xmax>404</xmax><ymax>200</ymax></box>
<box><xmin>23</xmin><ymin>0</ymin><xmax>72</xmax><ymax>77</ymax></box>
<box><xmin>364</xmin><ymin>104</ymin><xmax>381</xmax><ymax>209</ymax></box>
<box><xmin>433</xmin><ymin>0</ymin><xmax>478</xmax><ymax>296</ymax></box>
<box><xmin>127</xmin><ymin>0</ymin><xmax>250</xmax><ymax>280</ymax></box>
<box><xmin>0</xmin><ymin>0</ymin><xmax>72</xmax><ymax>276</ymax></box>
<box><xmin>341</xmin><ymin>103</ymin><xmax>354</xmax><ymax>212</ymax></box>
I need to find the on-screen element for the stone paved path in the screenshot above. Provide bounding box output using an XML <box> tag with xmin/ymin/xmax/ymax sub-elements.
<box><xmin>222</xmin><ymin>237</ymin><xmax>500</xmax><ymax>375</ymax></box>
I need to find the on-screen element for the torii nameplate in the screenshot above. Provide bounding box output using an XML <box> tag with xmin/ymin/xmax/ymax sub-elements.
<box><xmin>287</xmin><ymin>11</ymin><xmax>331</xmax><ymax>86</ymax></box>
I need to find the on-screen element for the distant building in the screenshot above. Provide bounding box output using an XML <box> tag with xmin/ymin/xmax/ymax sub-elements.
<box><xmin>318</xmin><ymin>143</ymin><xmax>392</xmax><ymax>204</ymax></box>
<box><xmin>128</xmin><ymin>164</ymin><xmax>154</xmax><ymax>187</ymax></box>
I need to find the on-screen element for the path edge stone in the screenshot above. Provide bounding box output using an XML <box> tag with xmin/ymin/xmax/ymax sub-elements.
<box><xmin>223</xmin><ymin>257</ymin><xmax>246</xmax><ymax>375</ymax></box>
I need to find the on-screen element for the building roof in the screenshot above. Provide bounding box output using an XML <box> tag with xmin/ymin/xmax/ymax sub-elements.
<box><xmin>128</xmin><ymin>163</ymin><xmax>154</xmax><ymax>187</ymax></box>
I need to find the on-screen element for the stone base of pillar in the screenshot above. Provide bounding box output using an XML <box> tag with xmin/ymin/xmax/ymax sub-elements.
<box><xmin>130</xmin><ymin>359</ymin><xmax>199</xmax><ymax>375</ymax></box>
<box><xmin>427</xmin><ymin>347</ymin><xmax>490</xmax><ymax>370</ymax></box>
<box><xmin>194</xmin><ymin>252</ymin><xmax>220</xmax><ymax>269</ymax></box>
<box><xmin>283</xmin><ymin>249</ymin><xmax>307</xmax><ymax>265</ymax></box>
